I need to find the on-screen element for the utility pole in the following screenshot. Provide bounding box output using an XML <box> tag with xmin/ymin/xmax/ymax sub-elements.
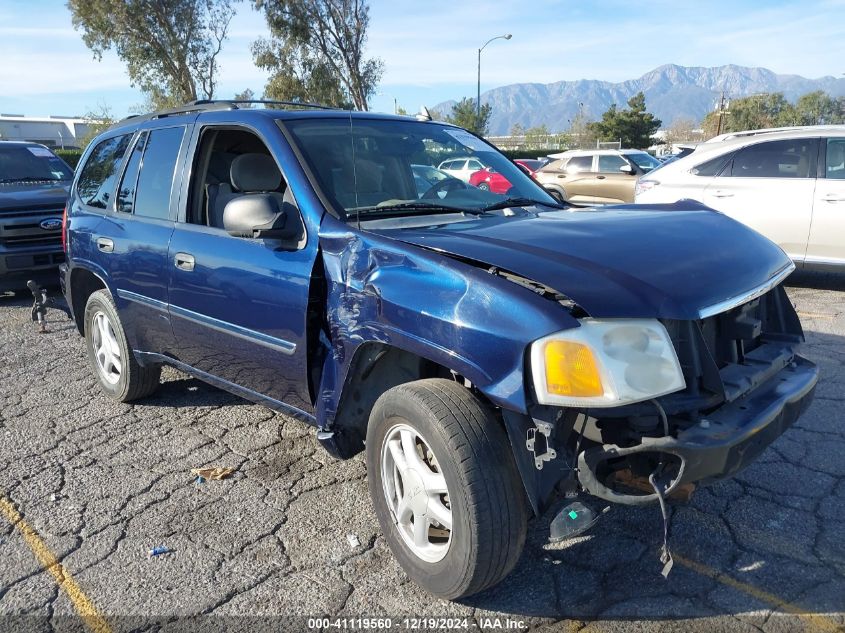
<box><xmin>715</xmin><ymin>91</ymin><xmax>730</xmax><ymax>136</ymax></box>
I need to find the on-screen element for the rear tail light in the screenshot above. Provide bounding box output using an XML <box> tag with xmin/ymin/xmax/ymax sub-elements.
<box><xmin>61</xmin><ymin>206</ymin><xmax>67</xmax><ymax>253</ymax></box>
<box><xmin>635</xmin><ymin>179</ymin><xmax>659</xmax><ymax>198</ymax></box>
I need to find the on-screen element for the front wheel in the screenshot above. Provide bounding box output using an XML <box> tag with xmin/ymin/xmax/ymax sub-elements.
<box><xmin>366</xmin><ymin>379</ymin><xmax>529</xmax><ymax>599</ymax></box>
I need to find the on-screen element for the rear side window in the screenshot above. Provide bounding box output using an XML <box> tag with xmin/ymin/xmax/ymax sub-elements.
<box><xmin>133</xmin><ymin>126</ymin><xmax>185</xmax><ymax>220</ymax></box>
<box><xmin>825</xmin><ymin>138</ymin><xmax>845</xmax><ymax>180</ymax></box>
<box><xmin>725</xmin><ymin>139</ymin><xmax>816</xmax><ymax>178</ymax></box>
<box><xmin>76</xmin><ymin>134</ymin><xmax>132</xmax><ymax>208</ymax></box>
<box><xmin>565</xmin><ymin>155</ymin><xmax>593</xmax><ymax>173</ymax></box>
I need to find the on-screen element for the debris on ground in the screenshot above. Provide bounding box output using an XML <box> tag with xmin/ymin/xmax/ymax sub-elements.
<box><xmin>346</xmin><ymin>533</ymin><xmax>360</xmax><ymax>549</ymax></box>
<box><xmin>190</xmin><ymin>467</ymin><xmax>235</xmax><ymax>481</ymax></box>
<box><xmin>148</xmin><ymin>545</ymin><xmax>171</xmax><ymax>558</ymax></box>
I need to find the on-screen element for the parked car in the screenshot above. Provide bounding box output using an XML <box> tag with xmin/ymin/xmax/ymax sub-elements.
<box><xmin>411</xmin><ymin>163</ymin><xmax>464</xmax><ymax>198</ymax></box>
<box><xmin>469</xmin><ymin>160</ymin><xmax>542</xmax><ymax>193</ymax></box>
<box><xmin>62</xmin><ymin>103</ymin><xmax>816</xmax><ymax>600</ymax></box>
<box><xmin>636</xmin><ymin>125</ymin><xmax>845</xmax><ymax>270</ymax></box>
<box><xmin>535</xmin><ymin>149</ymin><xmax>662</xmax><ymax>204</ymax></box>
<box><xmin>0</xmin><ymin>141</ymin><xmax>73</xmax><ymax>292</ymax></box>
<box><xmin>437</xmin><ymin>156</ymin><xmax>486</xmax><ymax>182</ymax></box>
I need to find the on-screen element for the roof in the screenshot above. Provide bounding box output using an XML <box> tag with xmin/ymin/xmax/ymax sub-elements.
<box><xmin>547</xmin><ymin>148</ymin><xmax>652</xmax><ymax>159</ymax></box>
<box><xmin>706</xmin><ymin>124</ymin><xmax>845</xmax><ymax>143</ymax></box>
<box><xmin>106</xmin><ymin>100</ymin><xmax>424</xmax><ymax>133</ymax></box>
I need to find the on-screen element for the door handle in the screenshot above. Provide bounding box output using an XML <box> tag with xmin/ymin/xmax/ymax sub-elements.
<box><xmin>174</xmin><ymin>252</ymin><xmax>195</xmax><ymax>272</ymax></box>
<box><xmin>822</xmin><ymin>194</ymin><xmax>845</xmax><ymax>202</ymax></box>
<box><xmin>596</xmin><ymin>175</ymin><xmax>606</xmax><ymax>180</ymax></box>
<box><xmin>711</xmin><ymin>190</ymin><xmax>734</xmax><ymax>198</ymax></box>
<box><xmin>96</xmin><ymin>237</ymin><xmax>114</xmax><ymax>253</ymax></box>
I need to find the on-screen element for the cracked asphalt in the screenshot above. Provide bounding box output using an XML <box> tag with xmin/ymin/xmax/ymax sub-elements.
<box><xmin>1</xmin><ymin>271</ymin><xmax>844</xmax><ymax>632</ymax></box>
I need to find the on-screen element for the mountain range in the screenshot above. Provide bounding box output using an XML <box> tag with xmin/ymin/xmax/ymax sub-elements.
<box><xmin>434</xmin><ymin>64</ymin><xmax>845</xmax><ymax>136</ymax></box>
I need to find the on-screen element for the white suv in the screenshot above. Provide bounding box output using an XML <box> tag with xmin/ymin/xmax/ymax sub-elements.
<box><xmin>635</xmin><ymin>125</ymin><xmax>845</xmax><ymax>269</ymax></box>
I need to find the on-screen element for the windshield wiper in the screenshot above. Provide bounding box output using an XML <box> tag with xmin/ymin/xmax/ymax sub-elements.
<box><xmin>355</xmin><ymin>202</ymin><xmax>489</xmax><ymax>217</ymax></box>
<box><xmin>481</xmin><ymin>197</ymin><xmax>565</xmax><ymax>211</ymax></box>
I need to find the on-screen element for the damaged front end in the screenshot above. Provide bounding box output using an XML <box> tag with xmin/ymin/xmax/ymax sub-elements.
<box><xmin>505</xmin><ymin>284</ymin><xmax>818</xmax><ymax>514</ymax></box>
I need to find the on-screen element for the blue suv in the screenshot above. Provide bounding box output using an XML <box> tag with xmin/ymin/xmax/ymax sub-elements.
<box><xmin>61</xmin><ymin>101</ymin><xmax>818</xmax><ymax>598</ymax></box>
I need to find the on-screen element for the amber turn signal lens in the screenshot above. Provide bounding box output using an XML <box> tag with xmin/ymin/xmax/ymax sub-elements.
<box><xmin>544</xmin><ymin>340</ymin><xmax>603</xmax><ymax>397</ymax></box>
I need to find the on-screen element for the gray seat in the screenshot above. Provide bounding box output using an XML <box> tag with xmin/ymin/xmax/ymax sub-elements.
<box><xmin>207</xmin><ymin>153</ymin><xmax>284</xmax><ymax>228</ymax></box>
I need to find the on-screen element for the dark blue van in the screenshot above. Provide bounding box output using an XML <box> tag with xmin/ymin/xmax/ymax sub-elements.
<box><xmin>61</xmin><ymin>101</ymin><xmax>817</xmax><ymax>598</ymax></box>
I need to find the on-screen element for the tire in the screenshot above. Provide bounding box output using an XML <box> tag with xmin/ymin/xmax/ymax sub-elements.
<box><xmin>546</xmin><ymin>187</ymin><xmax>566</xmax><ymax>204</ymax></box>
<box><xmin>366</xmin><ymin>378</ymin><xmax>529</xmax><ymax>599</ymax></box>
<box><xmin>83</xmin><ymin>289</ymin><xmax>160</xmax><ymax>402</ymax></box>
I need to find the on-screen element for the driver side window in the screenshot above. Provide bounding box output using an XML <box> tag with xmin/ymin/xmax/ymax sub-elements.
<box><xmin>186</xmin><ymin>127</ymin><xmax>288</xmax><ymax>229</ymax></box>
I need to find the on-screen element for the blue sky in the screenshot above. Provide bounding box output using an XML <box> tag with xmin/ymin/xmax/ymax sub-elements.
<box><xmin>1</xmin><ymin>0</ymin><xmax>844</xmax><ymax>118</ymax></box>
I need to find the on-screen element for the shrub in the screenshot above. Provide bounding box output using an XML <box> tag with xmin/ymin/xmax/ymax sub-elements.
<box><xmin>54</xmin><ymin>149</ymin><xmax>83</xmax><ymax>169</ymax></box>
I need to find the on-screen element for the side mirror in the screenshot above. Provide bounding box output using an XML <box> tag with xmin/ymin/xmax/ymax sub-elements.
<box><xmin>619</xmin><ymin>164</ymin><xmax>635</xmax><ymax>174</ymax></box>
<box><xmin>223</xmin><ymin>194</ymin><xmax>300</xmax><ymax>241</ymax></box>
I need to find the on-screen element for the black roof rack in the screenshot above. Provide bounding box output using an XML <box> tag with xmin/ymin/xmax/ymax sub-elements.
<box><xmin>115</xmin><ymin>99</ymin><xmax>342</xmax><ymax>127</ymax></box>
<box><xmin>188</xmin><ymin>99</ymin><xmax>339</xmax><ymax>111</ymax></box>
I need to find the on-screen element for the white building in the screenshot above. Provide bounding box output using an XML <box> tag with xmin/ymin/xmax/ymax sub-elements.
<box><xmin>0</xmin><ymin>114</ymin><xmax>92</xmax><ymax>149</ymax></box>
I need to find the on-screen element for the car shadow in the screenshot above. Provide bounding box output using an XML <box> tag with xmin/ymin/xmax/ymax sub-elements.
<box><xmin>460</xmin><ymin>327</ymin><xmax>844</xmax><ymax>624</ymax></box>
<box><xmin>787</xmin><ymin>268</ymin><xmax>845</xmax><ymax>291</ymax></box>
<box><xmin>141</xmin><ymin>375</ymin><xmax>251</xmax><ymax>409</ymax></box>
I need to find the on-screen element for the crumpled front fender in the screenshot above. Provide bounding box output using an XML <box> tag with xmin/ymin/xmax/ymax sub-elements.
<box><xmin>314</xmin><ymin>214</ymin><xmax>576</xmax><ymax>433</ymax></box>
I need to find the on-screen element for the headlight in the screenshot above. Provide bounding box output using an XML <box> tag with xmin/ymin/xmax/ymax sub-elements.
<box><xmin>530</xmin><ymin>319</ymin><xmax>685</xmax><ymax>407</ymax></box>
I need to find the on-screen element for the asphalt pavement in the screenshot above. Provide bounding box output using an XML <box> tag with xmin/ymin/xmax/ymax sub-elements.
<box><xmin>0</xmin><ymin>272</ymin><xmax>843</xmax><ymax>632</ymax></box>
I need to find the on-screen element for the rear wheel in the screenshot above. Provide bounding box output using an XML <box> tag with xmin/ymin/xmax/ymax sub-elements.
<box><xmin>366</xmin><ymin>378</ymin><xmax>529</xmax><ymax>599</ymax></box>
<box><xmin>84</xmin><ymin>289</ymin><xmax>160</xmax><ymax>402</ymax></box>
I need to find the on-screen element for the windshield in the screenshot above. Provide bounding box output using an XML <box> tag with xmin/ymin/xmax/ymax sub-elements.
<box><xmin>284</xmin><ymin>118</ymin><xmax>557</xmax><ymax>219</ymax></box>
<box><xmin>0</xmin><ymin>145</ymin><xmax>73</xmax><ymax>183</ymax></box>
<box><xmin>626</xmin><ymin>152</ymin><xmax>662</xmax><ymax>173</ymax></box>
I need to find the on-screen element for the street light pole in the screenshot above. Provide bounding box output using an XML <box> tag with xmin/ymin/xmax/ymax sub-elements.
<box><xmin>477</xmin><ymin>34</ymin><xmax>512</xmax><ymax>122</ymax></box>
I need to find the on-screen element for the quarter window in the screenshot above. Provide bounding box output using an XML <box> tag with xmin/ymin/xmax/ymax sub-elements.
<box><xmin>116</xmin><ymin>132</ymin><xmax>147</xmax><ymax>213</ymax></box>
<box><xmin>133</xmin><ymin>126</ymin><xmax>185</xmax><ymax>220</ymax></box>
<box><xmin>691</xmin><ymin>153</ymin><xmax>733</xmax><ymax>177</ymax></box>
<box><xmin>726</xmin><ymin>139</ymin><xmax>815</xmax><ymax>179</ymax></box>
<box><xmin>76</xmin><ymin>134</ymin><xmax>132</xmax><ymax>208</ymax></box>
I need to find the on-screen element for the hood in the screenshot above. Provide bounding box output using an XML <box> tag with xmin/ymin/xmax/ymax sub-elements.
<box><xmin>370</xmin><ymin>202</ymin><xmax>793</xmax><ymax>320</ymax></box>
<box><xmin>0</xmin><ymin>181</ymin><xmax>70</xmax><ymax>212</ymax></box>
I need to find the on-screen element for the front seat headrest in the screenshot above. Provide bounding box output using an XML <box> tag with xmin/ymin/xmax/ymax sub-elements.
<box><xmin>230</xmin><ymin>153</ymin><xmax>282</xmax><ymax>192</ymax></box>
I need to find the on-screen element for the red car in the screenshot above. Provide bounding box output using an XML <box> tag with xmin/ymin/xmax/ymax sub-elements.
<box><xmin>469</xmin><ymin>159</ymin><xmax>542</xmax><ymax>193</ymax></box>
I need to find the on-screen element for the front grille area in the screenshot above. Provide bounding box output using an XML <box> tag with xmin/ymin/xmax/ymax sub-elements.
<box><xmin>0</xmin><ymin>209</ymin><xmax>64</xmax><ymax>248</ymax></box>
<box><xmin>660</xmin><ymin>284</ymin><xmax>803</xmax><ymax>414</ymax></box>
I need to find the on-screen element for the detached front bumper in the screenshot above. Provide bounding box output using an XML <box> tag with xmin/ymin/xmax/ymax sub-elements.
<box><xmin>577</xmin><ymin>355</ymin><xmax>818</xmax><ymax>505</ymax></box>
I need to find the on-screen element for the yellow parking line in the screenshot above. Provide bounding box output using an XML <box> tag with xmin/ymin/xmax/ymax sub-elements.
<box><xmin>0</xmin><ymin>495</ymin><xmax>112</xmax><ymax>633</ymax></box>
<box><xmin>674</xmin><ymin>554</ymin><xmax>842</xmax><ymax>633</ymax></box>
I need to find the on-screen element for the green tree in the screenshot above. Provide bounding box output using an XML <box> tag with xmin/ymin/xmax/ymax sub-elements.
<box><xmin>68</xmin><ymin>0</ymin><xmax>237</xmax><ymax>108</ymax></box>
<box><xmin>253</xmin><ymin>0</ymin><xmax>383</xmax><ymax>110</ymax></box>
<box><xmin>795</xmin><ymin>90</ymin><xmax>843</xmax><ymax>125</ymax></box>
<box><xmin>702</xmin><ymin>92</ymin><xmax>798</xmax><ymax>136</ymax></box>
<box><xmin>79</xmin><ymin>103</ymin><xmax>115</xmax><ymax>149</ymax></box>
<box><xmin>589</xmin><ymin>92</ymin><xmax>662</xmax><ymax>149</ymax></box>
<box><xmin>524</xmin><ymin>124</ymin><xmax>550</xmax><ymax>146</ymax></box>
<box><xmin>445</xmin><ymin>98</ymin><xmax>492</xmax><ymax>136</ymax></box>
